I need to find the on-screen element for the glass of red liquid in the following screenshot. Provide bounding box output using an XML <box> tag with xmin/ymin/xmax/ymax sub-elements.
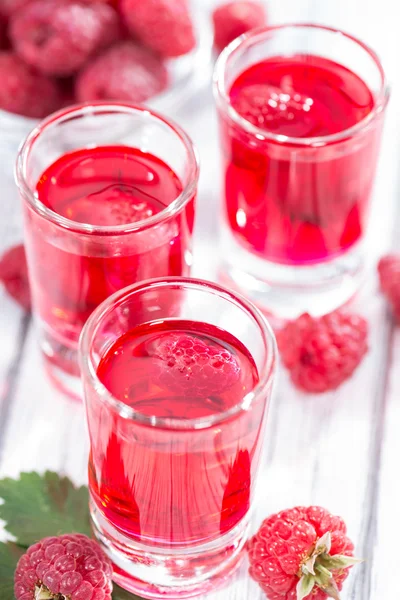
<box><xmin>15</xmin><ymin>103</ymin><xmax>198</xmax><ymax>398</ymax></box>
<box><xmin>214</xmin><ymin>24</ymin><xmax>389</xmax><ymax>318</ymax></box>
<box><xmin>79</xmin><ymin>277</ymin><xmax>277</xmax><ymax>599</ymax></box>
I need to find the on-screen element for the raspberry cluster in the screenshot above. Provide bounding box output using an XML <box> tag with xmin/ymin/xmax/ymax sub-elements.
<box><xmin>12</xmin><ymin>508</ymin><xmax>360</xmax><ymax>600</ymax></box>
<box><xmin>0</xmin><ymin>0</ymin><xmax>196</xmax><ymax>118</ymax></box>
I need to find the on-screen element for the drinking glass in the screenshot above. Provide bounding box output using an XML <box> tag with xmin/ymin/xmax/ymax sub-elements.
<box><xmin>80</xmin><ymin>277</ymin><xmax>277</xmax><ymax>599</ymax></box>
<box><xmin>15</xmin><ymin>103</ymin><xmax>198</xmax><ymax>398</ymax></box>
<box><xmin>214</xmin><ymin>24</ymin><xmax>389</xmax><ymax>318</ymax></box>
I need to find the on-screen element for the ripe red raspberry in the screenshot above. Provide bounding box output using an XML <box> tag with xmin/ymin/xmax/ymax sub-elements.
<box><xmin>0</xmin><ymin>52</ymin><xmax>62</xmax><ymax>118</ymax></box>
<box><xmin>277</xmin><ymin>311</ymin><xmax>368</xmax><ymax>393</ymax></box>
<box><xmin>75</xmin><ymin>41</ymin><xmax>168</xmax><ymax>103</ymax></box>
<box><xmin>120</xmin><ymin>0</ymin><xmax>196</xmax><ymax>58</ymax></box>
<box><xmin>14</xmin><ymin>534</ymin><xmax>113</xmax><ymax>600</ymax></box>
<box><xmin>147</xmin><ymin>332</ymin><xmax>241</xmax><ymax>396</ymax></box>
<box><xmin>10</xmin><ymin>0</ymin><xmax>120</xmax><ymax>76</ymax></box>
<box><xmin>0</xmin><ymin>17</ymin><xmax>5</xmax><ymax>48</ymax></box>
<box><xmin>0</xmin><ymin>0</ymin><xmax>31</xmax><ymax>19</ymax></box>
<box><xmin>248</xmin><ymin>506</ymin><xmax>358</xmax><ymax>600</ymax></box>
<box><xmin>212</xmin><ymin>0</ymin><xmax>267</xmax><ymax>53</ymax></box>
<box><xmin>0</xmin><ymin>244</ymin><xmax>31</xmax><ymax>311</ymax></box>
<box><xmin>378</xmin><ymin>254</ymin><xmax>400</xmax><ymax>321</ymax></box>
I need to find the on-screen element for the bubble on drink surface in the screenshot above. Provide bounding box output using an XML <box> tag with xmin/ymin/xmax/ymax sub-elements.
<box><xmin>147</xmin><ymin>332</ymin><xmax>241</xmax><ymax>397</ymax></box>
<box><xmin>232</xmin><ymin>83</ymin><xmax>317</xmax><ymax>137</ymax></box>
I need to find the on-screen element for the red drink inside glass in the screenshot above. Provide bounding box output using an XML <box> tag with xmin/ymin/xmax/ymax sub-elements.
<box><xmin>25</xmin><ymin>145</ymin><xmax>194</xmax><ymax>374</ymax></box>
<box><xmin>222</xmin><ymin>54</ymin><xmax>378</xmax><ymax>264</ymax></box>
<box><xmin>88</xmin><ymin>319</ymin><xmax>261</xmax><ymax>546</ymax></box>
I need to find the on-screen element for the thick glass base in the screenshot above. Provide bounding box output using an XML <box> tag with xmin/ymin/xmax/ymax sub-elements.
<box><xmin>90</xmin><ymin>500</ymin><xmax>248</xmax><ymax>599</ymax></box>
<box><xmin>220</xmin><ymin>232</ymin><xmax>365</xmax><ymax>320</ymax></box>
<box><xmin>40</xmin><ymin>325</ymin><xmax>82</xmax><ymax>401</ymax></box>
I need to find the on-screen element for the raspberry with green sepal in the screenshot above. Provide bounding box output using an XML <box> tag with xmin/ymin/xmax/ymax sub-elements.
<box><xmin>248</xmin><ymin>506</ymin><xmax>359</xmax><ymax>599</ymax></box>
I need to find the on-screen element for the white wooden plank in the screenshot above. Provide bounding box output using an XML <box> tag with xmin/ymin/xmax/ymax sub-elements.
<box><xmin>372</xmin><ymin>328</ymin><xmax>400</xmax><ymax>598</ymax></box>
<box><xmin>0</xmin><ymin>113</ymin><xmax>34</xmax><ymax>417</ymax></box>
<box><xmin>0</xmin><ymin>324</ymin><xmax>89</xmax><ymax>483</ymax></box>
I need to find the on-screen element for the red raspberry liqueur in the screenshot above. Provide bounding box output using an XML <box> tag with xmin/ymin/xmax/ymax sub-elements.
<box><xmin>223</xmin><ymin>54</ymin><xmax>376</xmax><ymax>264</ymax></box>
<box><xmin>90</xmin><ymin>319</ymin><xmax>260</xmax><ymax>545</ymax></box>
<box><xmin>27</xmin><ymin>144</ymin><xmax>194</xmax><ymax>375</ymax></box>
<box><xmin>37</xmin><ymin>146</ymin><xmax>181</xmax><ymax>227</ymax></box>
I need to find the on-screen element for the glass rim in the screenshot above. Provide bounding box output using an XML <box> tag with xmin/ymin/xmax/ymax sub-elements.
<box><xmin>213</xmin><ymin>23</ymin><xmax>390</xmax><ymax>147</ymax></box>
<box><xmin>79</xmin><ymin>277</ymin><xmax>277</xmax><ymax>430</ymax></box>
<box><xmin>15</xmin><ymin>102</ymin><xmax>200</xmax><ymax>235</ymax></box>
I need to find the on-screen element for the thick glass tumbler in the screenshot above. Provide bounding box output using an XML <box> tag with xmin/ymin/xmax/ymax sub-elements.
<box><xmin>214</xmin><ymin>24</ymin><xmax>389</xmax><ymax>318</ymax></box>
<box><xmin>15</xmin><ymin>103</ymin><xmax>198</xmax><ymax>398</ymax></box>
<box><xmin>80</xmin><ymin>277</ymin><xmax>277</xmax><ymax>599</ymax></box>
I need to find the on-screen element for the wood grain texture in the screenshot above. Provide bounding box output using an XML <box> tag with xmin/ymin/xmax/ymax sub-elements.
<box><xmin>0</xmin><ymin>0</ymin><xmax>399</xmax><ymax>599</ymax></box>
<box><xmin>0</xmin><ymin>110</ymin><xmax>35</xmax><ymax>462</ymax></box>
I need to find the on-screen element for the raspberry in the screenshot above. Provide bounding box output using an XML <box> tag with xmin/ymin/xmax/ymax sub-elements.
<box><xmin>0</xmin><ymin>0</ymin><xmax>114</xmax><ymax>23</ymax></box>
<box><xmin>10</xmin><ymin>0</ymin><xmax>120</xmax><ymax>76</ymax></box>
<box><xmin>212</xmin><ymin>1</ymin><xmax>267</xmax><ymax>53</ymax></box>
<box><xmin>75</xmin><ymin>41</ymin><xmax>168</xmax><ymax>103</ymax></box>
<box><xmin>0</xmin><ymin>0</ymin><xmax>31</xmax><ymax>19</ymax></box>
<box><xmin>0</xmin><ymin>52</ymin><xmax>62</xmax><ymax>118</ymax></box>
<box><xmin>378</xmin><ymin>254</ymin><xmax>400</xmax><ymax>321</ymax></box>
<box><xmin>57</xmin><ymin>77</ymin><xmax>77</xmax><ymax>110</ymax></box>
<box><xmin>248</xmin><ymin>506</ymin><xmax>358</xmax><ymax>600</ymax></box>
<box><xmin>0</xmin><ymin>17</ymin><xmax>5</xmax><ymax>48</ymax></box>
<box><xmin>277</xmin><ymin>311</ymin><xmax>368</xmax><ymax>393</ymax></box>
<box><xmin>147</xmin><ymin>333</ymin><xmax>241</xmax><ymax>396</ymax></box>
<box><xmin>120</xmin><ymin>0</ymin><xmax>196</xmax><ymax>58</ymax></box>
<box><xmin>0</xmin><ymin>245</ymin><xmax>31</xmax><ymax>311</ymax></box>
<box><xmin>14</xmin><ymin>534</ymin><xmax>113</xmax><ymax>600</ymax></box>
<box><xmin>231</xmin><ymin>84</ymin><xmax>315</xmax><ymax>136</ymax></box>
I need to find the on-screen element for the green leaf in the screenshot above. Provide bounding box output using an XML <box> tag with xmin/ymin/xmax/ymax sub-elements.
<box><xmin>0</xmin><ymin>542</ymin><xmax>25</xmax><ymax>600</ymax></box>
<box><xmin>112</xmin><ymin>584</ymin><xmax>145</xmax><ymax>600</ymax></box>
<box><xmin>0</xmin><ymin>471</ymin><xmax>91</xmax><ymax>546</ymax></box>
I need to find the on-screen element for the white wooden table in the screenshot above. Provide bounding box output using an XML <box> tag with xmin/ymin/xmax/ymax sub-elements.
<box><xmin>0</xmin><ymin>0</ymin><xmax>399</xmax><ymax>598</ymax></box>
